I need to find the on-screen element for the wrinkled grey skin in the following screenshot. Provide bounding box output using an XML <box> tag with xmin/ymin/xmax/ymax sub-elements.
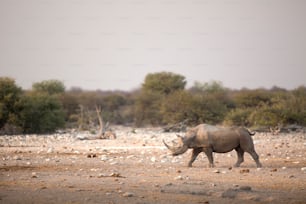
<box><xmin>163</xmin><ymin>124</ymin><xmax>262</xmax><ymax>168</ymax></box>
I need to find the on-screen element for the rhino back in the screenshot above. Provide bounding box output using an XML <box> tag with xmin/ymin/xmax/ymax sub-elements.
<box><xmin>207</xmin><ymin>129</ymin><xmax>241</xmax><ymax>153</ymax></box>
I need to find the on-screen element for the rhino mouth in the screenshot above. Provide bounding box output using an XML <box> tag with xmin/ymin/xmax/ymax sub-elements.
<box><xmin>163</xmin><ymin>139</ymin><xmax>188</xmax><ymax>156</ymax></box>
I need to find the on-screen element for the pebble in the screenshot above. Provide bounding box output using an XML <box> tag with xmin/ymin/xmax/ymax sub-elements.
<box><xmin>222</xmin><ymin>188</ymin><xmax>237</xmax><ymax>199</ymax></box>
<box><xmin>31</xmin><ymin>172</ymin><xmax>38</xmax><ymax>178</ymax></box>
<box><xmin>122</xmin><ymin>192</ymin><xmax>134</xmax><ymax>197</ymax></box>
<box><xmin>100</xmin><ymin>155</ymin><xmax>108</xmax><ymax>161</ymax></box>
<box><xmin>174</xmin><ymin>176</ymin><xmax>183</xmax><ymax>180</ymax></box>
<box><xmin>301</xmin><ymin>167</ymin><xmax>306</xmax><ymax>172</ymax></box>
<box><xmin>240</xmin><ymin>186</ymin><xmax>252</xmax><ymax>191</ymax></box>
<box><xmin>150</xmin><ymin>157</ymin><xmax>156</xmax><ymax>162</ymax></box>
<box><xmin>213</xmin><ymin>169</ymin><xmax>220</xmax><ymax>174</ymax></box>
<box><xmin>47</xmin><ymin>147</ymin><xmax>54</xmax><ymax>154</ymax></box>
<box><xmin>13</xmin><ymin>156</ymin><xmax>22</xmax><ymax>160</ymax></box>
<box><xmin>110</xmin><ymin>161</ymin><xmax>118</xmax><ymax>165</ymax></box>
<box><xmin>240</xmin><ymin>169</ymin><xmax>250</xmax><ymax>174</ymax></box>
<box><xmin>126</xmin><ymin>155</ymin><xmax>134</xmax><ymax>159</ymax></box>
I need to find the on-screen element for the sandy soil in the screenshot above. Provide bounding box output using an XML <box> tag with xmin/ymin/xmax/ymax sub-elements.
<box><xmin>0</xmin><ymin>126</ymin><xmax>305</xmax><ymax>204</ymax></box>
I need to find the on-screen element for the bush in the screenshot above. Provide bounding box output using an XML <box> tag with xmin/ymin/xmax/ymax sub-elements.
<box><xmin>0</xmin><ymin>77</ymin><xmax>22</xmax><ymax>132</ymax></box>
<box><xmin>160</xmin><ymin>90</ymin><xmax>192</xmax><ymax>124</ymax></box>
<box><xmin>17</xmin><ymin>92</ymin><xmax>65</xmax><ymax>134</ymax></box>
<box><xmin>224</xmin><ymin>108</ymin><xmax>253</xmax><ymax>126</ymax></box>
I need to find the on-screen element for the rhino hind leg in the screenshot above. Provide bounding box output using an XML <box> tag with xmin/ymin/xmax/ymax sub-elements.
<box><xmin>188</xmin><ymin>148</ymin><xmax>202</xmax><ymax>167</ymax></box>
<box><xmin>234</xmin><ymin>147</ymin><xmax>244</xmax><ymax>167</ymax></box>
<box><xmin>246</xmin><ymin>149</ymin><xmax>262</xmax><ymax>168</ymax></box>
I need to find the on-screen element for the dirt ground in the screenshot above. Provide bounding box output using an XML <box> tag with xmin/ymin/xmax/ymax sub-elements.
<box><xmin>0</xmin><ymin>126</ymin><xmax>305</xmax><ymax>204</ymax></box>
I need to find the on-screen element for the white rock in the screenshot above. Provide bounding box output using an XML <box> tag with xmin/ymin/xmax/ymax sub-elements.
<box><xmin>31</xmin><ymin>172</ymin><xmax>38</xmax><ymax>178</ymax></box>
<box><xmin>174</xmin><ymin>176</ymin><xmax>183</xmax><ymax>180</ymax></box>
<box><xmin>47</xmin><ymin>147</ymin><xmax>54</xmax><ymax>153</ymax></box>
<box><xmin>100</xmin><ymin>155</ymin><xmax>108</xmax><ymax>161</ymax></box>
<box><xmin>126</xmin><ymin>155</ymin><xmax>134</xmax><ymax>159</ymax></box>
<box><xmin>150</xmin><ymin>157</ymin><xmax>156</xmax><ymax>162</ymax></box>
<box><xmin>122</xmin><ymin>192</ymin><xmax>134</xmax><ymax>197</ymax></box>
<box><xmin>301</xmin><ymin>167</ymin><xmax>306</xmax><ymax>172</ymax></box>
<box><xmin>213</xmin><ymin>169</ymin><xmax>220</xmax><ymax>173</ymax></box>
<box><xmin>13</xmin><ymin>156</ymin><xmax>22</xmax><ymax>160</ymax></box>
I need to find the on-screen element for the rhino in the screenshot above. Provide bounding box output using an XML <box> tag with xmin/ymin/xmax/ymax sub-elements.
<box><xmin>163</xmin><ymin>124</ymin><xmax>262</xmax><ymax>168</ymax></box>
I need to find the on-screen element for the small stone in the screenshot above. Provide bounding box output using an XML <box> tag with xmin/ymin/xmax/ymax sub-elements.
<box><xmin>109</xmin><ymin>172</ymin><xmax>122</xmax><ymax>177</ymax></box>
<box><xmin>213</xmin><ymin>169</ymin><xmax>220</xmax><ymax>173</ymax></box>
<box><xmin>174</xmin><ymin>175</ymin><xmax>183</xmax><ymax>180</ymax></box>
<box><xmin>13</xmin><ymin>156</ymin><xmax>22</xmax><ymax>160</ymax></box>
<box><xmin>239</xmin><ymin>186</ymin><xmax>252</xmax><ymax>191</ymax></box>
<box><xmin>98</xmin><ymin>173</ymin><xmax>106</xmax><ymax>178</ymax></box>
<box><xmin>87</xmin><ymin>153</ymin><xmax>96</xmax><ymax>158</ymax></box>
<box><xmin>301</xmin><ymin>167</ymin><xmax>306</xmax><ymax>172</ymax></box>
<box><xmin>100</xmin><ymin>155</ymin><xmax>108</xmax><ymax>161</ymax></box>
<box><xmin>270</xmin><ymin>168</ymin><xmax>277</xmax><ymax>172</ymax></box>
<box><xmin>222</xmin><ymin>188</ymin><xmax>237</xmax><ymax>199</ymax></box>
<box><xmin>110</xmin><ymin>161</ymin><xmax>118</xmax><ymax>165</ymax></box>
<box><xmin>150</xmin><ymin>157</ymin><xmax>156</xmax><ymax>162</ymax></box>
<box><xmin>47</xmin><ymin>147</ymin><xmax>54</xmax><ymax>154</ymax></box>
<box><xmin>122</xmin><ymin>192</ymin><xmax>134</xmax><ymax>197</ymax></box>
<box><xmin>31</xmin><ymin>172</ymin><xmax>38</xmax><ymax>178</ymax></box>
<box><xmin>240</xmin><ymin>169</ymin><xmax>250</xmax><ymax>174</ymax></box>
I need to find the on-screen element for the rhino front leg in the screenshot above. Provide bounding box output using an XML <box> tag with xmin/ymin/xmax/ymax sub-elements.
<box><xmin>188</xmin><ymin>148</ymin><xmax>202</xmax><ymax>167</ymax></box>
<box><xmin>203</xmin><ymin>148</ymin><xmax>215</xmax><ymax>168</ymax></box>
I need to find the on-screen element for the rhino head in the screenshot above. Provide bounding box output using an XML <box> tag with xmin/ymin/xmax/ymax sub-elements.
<box><xmin>163</xmin><ymin>135</ymin><xmax>189</xmax><ymax>156</ymax></box>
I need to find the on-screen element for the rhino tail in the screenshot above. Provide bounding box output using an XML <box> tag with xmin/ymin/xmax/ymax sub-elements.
<box><xmin>247</xmin><ymin>129</ymin><xmax>256</xmax><ymax>136</ymax></box>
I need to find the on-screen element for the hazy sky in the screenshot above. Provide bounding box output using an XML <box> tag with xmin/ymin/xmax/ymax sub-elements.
<box><xmin>1</xmin><ymin>0</ymin><xmax>305</xmax><ymax>91</ymax></box>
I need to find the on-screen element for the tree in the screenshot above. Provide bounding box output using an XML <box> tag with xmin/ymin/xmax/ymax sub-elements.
<box><xmin>232</xmin><ymin>88</ymin><xmax>272</xmax><ymax>108</ymax></box>
<box><xmin>134</xmin><ymin>89</ymin><xmax>163</xmax><ymax>126</ymax></box>
<box><xmin>160</xmin><ymin>90</ymin><xmax>192</xmax><ymax>124</ymax></box>
<box><xmin>17</xmin><ymin>92</ymin><xmax>65</xmax><ymax>134</ymax></box>
<box><xmin>135</xmin><ymin>72</ymin><xmax>187</xmax><ymax>126</ymax></box>
<box><xmin>188</xmin><ymin>81</ymin><xmax>232</xmax><ymax>125</ymax></box>
<box><xmin>189</xmin><ymin>80</ymin><xmax>226</xmax><ymax>94</ymax></box>
<box><xmin>32</xmin><ymin>80</ymin><xmax>65</xmax><ymax>95</ymax></box>
<box><xmin>0</xmin><ymin>77</ymin><xmax>22</xmax><ymax>130</ymax></box>
<box><xmin>142</xmin><ymin>72</ymin><xmax>186</xmax><ymax>95</ymax></box>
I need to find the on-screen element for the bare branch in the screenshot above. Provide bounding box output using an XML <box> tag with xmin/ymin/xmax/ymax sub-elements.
<box><xmin>95</xmin><ymin>105</ymin><xmax>105</xmax><ymax>137</ymax></box>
